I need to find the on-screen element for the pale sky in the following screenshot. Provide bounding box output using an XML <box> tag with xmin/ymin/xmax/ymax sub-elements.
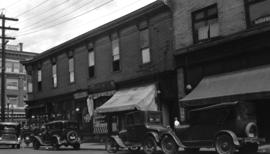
<box><xmin>1</xmin><ymin>0</ymin><xmax>156</xmax><ymax>53</ymax></box>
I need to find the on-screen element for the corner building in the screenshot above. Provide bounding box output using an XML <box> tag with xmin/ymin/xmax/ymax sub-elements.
<box><xmin>171</xmin><ymin>0</ymin><xmax>270</xmax><ymax>142</ymax></box>
<box><xmin>23</xmin><ymin>1</ymin><xmax>178</xmax><ymax>139</ymax></box>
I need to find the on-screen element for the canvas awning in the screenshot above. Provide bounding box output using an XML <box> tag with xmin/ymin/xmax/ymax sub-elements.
<box><xmin>95</xmin><ymin>84</ymin><xmax>157</xmax><ymax>114</ymax></box>
<box><xmin>181</xmin><ymin>65</ymin><xmax>270</xmax><ymax>107</ymax></box>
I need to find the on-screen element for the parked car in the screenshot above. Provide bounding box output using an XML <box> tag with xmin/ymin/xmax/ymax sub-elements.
<box><xmin>105</xmin><ymin>111</ymin><xmax>169</xmax><ymax>154</ymax></box>
<box><xmin>31</xmin><ymin>120</ymin><xmax>80</xmax><ymax>150</ymax></box>
<box><xmin>0</xmin><ymin>122</ymin><xmax>21</xmax><ymax>149</ymax></box>
<box><xmin>160</xmin><ymin>101</ymin><xmax>265</xmax><ymax>154</ymax></box>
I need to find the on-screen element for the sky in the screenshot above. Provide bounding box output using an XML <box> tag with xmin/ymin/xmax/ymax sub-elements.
<box><xmin>1</xmin><ymin>0</ymin><xmax>156</xmax><ymax>53</ymax></box>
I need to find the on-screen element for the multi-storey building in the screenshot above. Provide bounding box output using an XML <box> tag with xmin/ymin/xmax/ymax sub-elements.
<box><xmin>0</xmin><ymin>43</ymin><xmax>37</xmax><ymax>123</ymax></box>
<box><xmin>171</xmin><ymin>0</ymin><xmax>270</xmax><ymax>141</ymax></box>
<box><xmin>23</xmin><ymin>1</ymin><xmax>178</xmax><ymax>138</ymax></box>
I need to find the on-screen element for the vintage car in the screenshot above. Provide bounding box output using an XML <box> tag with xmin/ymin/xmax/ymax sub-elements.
<box><xmin>0</xmin><ymin>122</ymin><xmax>21</xmax><ymax>149</ymax></box>
<box><xmin>31</xmin><ymin>120</ymin><xmax>81</xmax><ymax>150</ymax></box>
<box><xmin>160</xmin><ymin>101</ymin><xmax>264</xmax><ymax>154</ymax></box>
<box><xmin>105</xmin><ymin>111</ymin><xmax>169</xmax><ymax>154</ymax></box>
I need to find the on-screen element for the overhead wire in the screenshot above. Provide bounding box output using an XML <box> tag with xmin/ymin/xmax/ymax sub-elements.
<box><xmin>16</xmin><ymin>0</ymin><xmax>95</xmax><ymax>32</ymax></box>
<box><xmin>16</xmin><ymin>0</ymin><xmax>113</xmax><ymax>37</ymax></box>
<box><xmin>14</xmin><ymin>0</ymin><xmax>50</xmax><ymax>17</ymax></box>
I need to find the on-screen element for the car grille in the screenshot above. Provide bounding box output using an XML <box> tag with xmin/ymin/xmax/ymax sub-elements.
<box><xmin>1</xmin><ymin>134</ymin><xmax>17</xmax><ymax>141</ymax></box>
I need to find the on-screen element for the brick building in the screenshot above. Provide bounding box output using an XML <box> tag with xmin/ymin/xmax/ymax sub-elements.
<box><xmin>0</xmin><ymin>43</ymin><xmax>37</xmax><ymax>123</ymax></box>
<box><xmin>171</xmin><ymin>0</ymin><xmax>270</xmax><ymax>141</ymax></box>
<box><xmin>23</xmin><ymin>1</ymin><xmax>178</xmax><ymax>137</ymax></box>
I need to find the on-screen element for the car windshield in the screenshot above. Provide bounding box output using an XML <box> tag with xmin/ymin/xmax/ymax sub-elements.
<box><xmin>64</xmin><ymin>122</ymin><xmax>78</xmax><ymax>129</ymax></box>
<box><xmin>148</xmin><ymin>112</ymin><xmax>162</xmax><ymax>124</ymax></box>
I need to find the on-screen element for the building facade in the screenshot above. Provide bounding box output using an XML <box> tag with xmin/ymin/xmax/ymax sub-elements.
<box><xmin>23</xmin><ymin>1</ymin><xmax>178</xmax><ymax>138</ymax></box>
<box><xmin>171</xmin><ymin>0</ymin><xmax>270</xmax><ymax>141</ymax></box>
<box><xmin>0</xmin><ymin>43</ymin><xmax>37</xmax><ymax>123</ymax></box>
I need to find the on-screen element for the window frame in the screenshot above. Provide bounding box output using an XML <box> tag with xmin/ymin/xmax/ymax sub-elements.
<box><xmin>191</xmin><ymin>3</ymin><xmax>219</xmax><ymax>43</ymax></box>
<box><xmin>88</xmin><ymin>49</ymin><xmax>95</xmax><ymax>78</ymax></box>
<box><xmin>139</xmin><ymin>27</ymin><xmax>151</xmax><ymax>64</ymax></box>
<box><xmin>244</xmin><ymin>0</ymin><xmax>270</xmax><ymax>27</ymax></box>
<box><xmin>68</xmin><ymin>57</ymin><xmax>75</xmax><ymax>83</ymax></box>
<box><xmin>37</xmin><ymin>69</ymin><xmax>42</xmax><ymax>91</ymax></box>
<box><xmin>111</xmin><ymin>32</ymin><xmax>121</xmax><ymax>72</ymax></box>
<box><xmin>52</xmin><ymin>63</ymin><xmax>57</xmax><ymax>88</ymax></box>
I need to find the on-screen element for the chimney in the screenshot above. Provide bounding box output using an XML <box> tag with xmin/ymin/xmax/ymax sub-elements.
<box><xmin>19</xmin><ymin>43</ymin><xmax>23</xmax><ymax>51</ymax></box>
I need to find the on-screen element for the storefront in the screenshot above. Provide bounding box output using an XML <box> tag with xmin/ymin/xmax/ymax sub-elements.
<box><xmin>175</xmin><ymin>25</ymin><xmax>270</xmax><ymax>142</ymax></box>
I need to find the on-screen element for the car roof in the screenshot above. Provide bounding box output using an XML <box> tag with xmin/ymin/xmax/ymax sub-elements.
<box><xmin>0</xmin><ymin>122</ymin><xmax>20</xmax><ymax>126</ymax></box>
<box><xmin>45</xmin><ymin>120</ymin><xmax>77</xmax><ymax>125</ymax></box>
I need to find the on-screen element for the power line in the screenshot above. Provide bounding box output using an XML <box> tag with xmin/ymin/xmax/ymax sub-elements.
<box><xmin>16</xmin><ymin>0</ymin><xmax>113</xmax><ymax>37</ymax></box>
<box><xmin>14</xmin><ymin>0</ymin><xmax>50</xmax><ymax>17</ymax></box>
<box><xmin>4</xmin><ymin>0</ymin><xmax>23</xmax><ymax>10</ymax></box>
<box><xmin>17</xmin><ymin>0</ymin><xmax>95</xmax><ymax>32</ymax></box>
<box><xmin>14</xmin><ymin>0</ymin><xmax>70</xmax><ymax>24</ymax></box>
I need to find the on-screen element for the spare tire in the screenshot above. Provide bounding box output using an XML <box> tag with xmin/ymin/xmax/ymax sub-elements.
<box><xmin>66</xmin><ymin>130</ymin><xmax>79</xmax><ymax>144</ymax></box>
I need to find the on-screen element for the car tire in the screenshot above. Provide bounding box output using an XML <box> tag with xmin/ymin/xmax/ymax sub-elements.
<box><xmin>128</xmin><ymin>146</ymin><xmax>141</xmax><ymax>152</ymax></box>
<box><xmin>105</xmin><ymin>137</ymin><xmax>119</xmax><ymax>153</ymax></box>
<box><xmin>33</xmin><ymin>139</ymin><xmax>40</xmax><ymax>150</ymax></box>
<box><xmin>215</xmin><ymin>134</ymin><xmax>235</xmax><ymax>154</ymax></box>
<box><xmin>143</xmin><ymin>136</ymin><xmax>157</xmax><ymax>154</ymax></box>
<box><xmin>161</xmin><ymin>135</ymin><xmax>178</xmax><ymax>154</ymax></box>
<box><xmin>239</xmin><ymin>143</ymin><xmax>258</xmax><ymax>154</ymax></box>
<box><xmin>73</xmin><ymin>143</ymin><xmax>80</xmax><ymax>150</ymax></box>
<box><xmin>52</xmin><ymin>138</ymin><xmax>59</xmax><ymax>150</ymax></box>
<box><xmin>66</xmin><ymin>130</ymin><xmax>79</xmax><ymax>144</ymax></box>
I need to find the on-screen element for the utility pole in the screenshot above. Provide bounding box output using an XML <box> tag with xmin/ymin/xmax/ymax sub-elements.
<box><xmin>0</xmin><ymin>12</ymin><xmax>19</xmax><ymax>122</ymax></box>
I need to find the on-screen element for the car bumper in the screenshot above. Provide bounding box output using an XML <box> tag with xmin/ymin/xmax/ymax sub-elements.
<box><xmin>238</xmin><ymin>137</ymin><xmax>265</xmax><ymax>145</ymax></box>
<box><xmin>0</xmin><ymin>140</ymin><xmax>20</xmax><ymax>145</ymax></box>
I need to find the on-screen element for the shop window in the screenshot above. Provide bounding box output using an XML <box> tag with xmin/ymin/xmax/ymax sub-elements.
<box><xmin>111</xmin><ymin>33</ymin><xmax>121</xmax><ymax>72</ymax></box>
<box><xmin>140</xmin><ymin>28</ymin><xmax>151</xmax><ymax>64</ymax></box>
<box><xmin>69</xmin><ymin>58</ymin><xmax>75</xmax><ymax>83</ymax></box>
<box><xmin>6</xmin><ymin>78</ymin><xmax>18</xmax><ymax>90</ymax></box>
<box><xmin>88</xmin><ymin>50</ymin><xmax>95</xmax><ymax>78</ymax></box>
<box><xmin>38</xmin><ymin>69</ymin><xmax>42</xmax><ymax>91</ymax></box>
<box><xmin>192</xmin><ymin>4</ymin><xmax>219</xmax><ymax>43</ymax></box>
<box><xmin>52</xmin><ymin>64</ymin><xmax>57</xmax><ymax>88</ymax></box>
<box><xmin>245</xmin><ymin>0</ymin><xmax>270</xmax><ymax>26</ymax></box>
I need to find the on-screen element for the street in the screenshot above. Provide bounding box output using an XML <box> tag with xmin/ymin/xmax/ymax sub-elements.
<box><xmin>1</xmin><ymin>143</ymin><xmax>270</xmax><ymax>154</ymax></box>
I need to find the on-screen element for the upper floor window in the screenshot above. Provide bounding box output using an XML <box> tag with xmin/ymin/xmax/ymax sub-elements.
<box><xmin>88</xmin><ymin>48</ymin><xmax>95</xmax><ymax>78</ymax></box>
<box><xmin>111</xmin><ymin>33</ymin><xmax>121</xmax><ymax>72</ymax></box>
<box><xmin>28</xmin><ymin>80</ymin><xmax>33</xmax><ymax>93</ymax></box>
<box><xmin>6</xmin><ymin>62</ymin><xmax>12</xmax><ymax>72</ymax></box>
<box><xmin>52</xmin><ymin>64</ymin><xmax>57</xmax><ymax>87</ymax></box>
<box><xmin>6</xmin><ymin>78</ymin><xmax>18</xmax><ymax>90</ymax></box>
<box><xmin>192</xmin><ymin>4</ymin><xmax>219</xmax><ymax>43</ymax></box>
<box><xmin>37</xmin><ymin>69</ymin><xmax>42</xmax><ymax>91</ymax></box>
<box><xmin>69</xmin><ymin>57</ymin><xmax>75</xmax><ymax>83</ymax></box>
<box><xmin>245</xmin><ymin>0</ymin><xmax>270</xmax><ymax>26</ymax></box>
<box><xmin>140</xmin><ymin>27</ymin><xmax>151</xmax><ymax>64</ymax></box>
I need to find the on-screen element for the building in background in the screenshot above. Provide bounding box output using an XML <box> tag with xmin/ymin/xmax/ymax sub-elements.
<box><xmin>0</xmin><ymin>43</ymin><xmax>37</xmax><ymax>124</ymax></box>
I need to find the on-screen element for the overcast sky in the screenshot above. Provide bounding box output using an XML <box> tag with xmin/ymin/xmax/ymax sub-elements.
<box><xmin>1</xmin><ymin>0</ymin><xmax>156</xmax><ymax>53</ymax></box>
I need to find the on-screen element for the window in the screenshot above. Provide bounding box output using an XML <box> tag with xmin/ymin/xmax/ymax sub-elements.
<box><xmin>38</xmin><ymin>69</ymin><xmax>42</xmax><ymax>91</ymax></box>
<box><xmin>245</xmin><ymin>0</ymin><xmax>270</xmax><ymax>26</ymax></box>
<box><xmin>140</xmin><ymin>28</ymin><xmax>151</xmax><ymax>64</ymax></box>
<box><xmin>111</xmin><ymin>33</ymin><xmax>121</xmax><ymax>72</ymax></box>
<box><xmin>23</xmin><ymin>80</ymin><xmax>27</xmax><ymax>91</ymax></box>
<box><xmin>6</xmin><ymin>62</ymin><xmax>12</xmax><ymax>72</ymax></box>
<box><xmin>88</xmin><ymin>50</ymin><xmax>95</xmax><ymax>78</ymax></box>
<box><xmin>6</xmin><ymin>79</ymin><xmax>18</xmax><ymax>90</ymax></box>
<box><xmin>7</xmin><ymin>95</ymin><xmax>18</xmax><ymax>105</ymax></box>
<box><xmin>28</xmin><ymin>81</ymin><xmax>33</xmax><ymax>93</ymax></box>
<box><xmin>192</xmin><ymin>4</ymin><xmax>219</xmax><ymax>42</ymax></box>
<box><xmin>69</xmin><ymin>58</ymin><xmax>75</xmax><ymax>83</ymax></box>
<box><xmin>52</xmin><ymin>64</ymin><xmax>57</xmax><ymax>87</ymax></box>
<box><xmin>13</xmin><ymin>63</ymin><xmax>20</xmax><ymax>73</ymax></box>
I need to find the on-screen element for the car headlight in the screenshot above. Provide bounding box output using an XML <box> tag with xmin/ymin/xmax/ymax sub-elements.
<box><xmin>0</xmin><ymin>137</ymin><xmax>2</xmax><ymax>140</ymax></box>
<box><xmin>18</xmin><ymin>137</ymin><xmax>21</xmax><ymax>141</ymax></box>
<box><xmin>245</xmin><ymin>122</ymin><xmax>257</xmax><ymax>138</ymax></box>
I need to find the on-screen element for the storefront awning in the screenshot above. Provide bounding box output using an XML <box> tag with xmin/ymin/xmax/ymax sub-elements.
<box><xmin>95</xmin><ymin>84</ymin><xmax>157</xmax><ymax>114</ymax></box>
<box><xmin>181</xmin><ymin>65</ymin><xmax>270</xmax><ymax>107</ymax></box>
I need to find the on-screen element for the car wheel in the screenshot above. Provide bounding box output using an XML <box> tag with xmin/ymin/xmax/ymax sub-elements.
<box><xmin>215</xmin><ymin>134</ymin><xmax>235</xmax><ymax>154</ymax></box>
<box><xmin>239</xmin><ymin>143</ymin><xmax>258</xmax><ymax>154</ymax></box>
<box><xmin>33</xmin><ymin>140</ymin><xmax>40</xmax><ymax>150</ymax></box>
<box><xmin>105</xmin><ymin>137</ymin><xmax>119</xmax><ymax>153</ymax></box>
<box><xmin>161</xmin><ymin>135</ymin><xmax>178</xmax><ymax>154</ymax></box>
<box><xmin>52</xmin><ymin>138</ymin><xmax>59</xmax><ymax>150</ymax></box>
<box><xmin>143</xmin><ymin>136</ymin><xmax>157</xmax><ymax>154</ymax></box>
<box><xmin>73</xmin><ymin>143</ymin><xmax>80</xmax><ymax>150</ymax></box>
<box><xmin>128</xmin><ymin>146</ymin><xmax>141</xmax><ymax>152</ymax></box>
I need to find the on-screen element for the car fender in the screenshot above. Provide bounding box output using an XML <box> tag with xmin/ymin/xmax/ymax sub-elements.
<box><xmin>215</xmin><ymin>130</ymin><xmax>240</xmax><ymax>146</ymax></box>
<box><xmin>161</xmin><ymin>130</ymin><xmax>186</xmax><ymax>148</ymax></box>
<box><xmin>146</xmin><ymin>132</ymin><xmax>160</xmax><ymax>144</ymax></box>
<box><xmin>52</xmin><ymin>135</ymin><xmax>62</xmax><ymax>145</ymax></box>
<box><xmin>110</xmin><ymin>135</ymin><xmax>126</xmax><ymax>148</ymax></box>
<box><xmin>32</xmin><ymin>136</ymin><xmax>45</xmax><ymax>145</ymax></box>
